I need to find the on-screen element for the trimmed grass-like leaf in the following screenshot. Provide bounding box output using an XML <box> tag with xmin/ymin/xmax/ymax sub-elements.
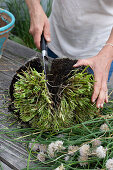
<box><xmin>13</xmin><ymin>67</ymin><xmax>99</xmax><ymax>131</ymax></box>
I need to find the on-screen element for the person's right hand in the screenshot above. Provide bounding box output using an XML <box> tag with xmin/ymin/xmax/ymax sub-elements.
<box><xmin>29</xmin><ymin>2</ymin><xmax>51</xmax><ymax>49</ymax></box>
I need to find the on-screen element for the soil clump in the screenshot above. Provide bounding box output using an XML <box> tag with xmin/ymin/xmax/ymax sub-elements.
<box><xmin>0</xmin><ymin>17</ymin><xmax>7</xmax><ymax>28</ymax></box>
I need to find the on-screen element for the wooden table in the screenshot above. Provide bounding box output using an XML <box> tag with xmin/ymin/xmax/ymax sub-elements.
<box><xmin>0</xmin><ymin>40</ymin><xmax>40</xmax><ymax>170</ymax></box>
<box><xmin>0</xmin><ymin>40</ymin><xmax>113</xmax><ymax>170</ymax></box>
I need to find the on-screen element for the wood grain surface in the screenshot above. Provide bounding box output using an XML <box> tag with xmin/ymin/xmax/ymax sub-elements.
<box><xmin>0</xmin><ymin>40</ymin><xmax>41</xmax><ymax>170</ymax></box>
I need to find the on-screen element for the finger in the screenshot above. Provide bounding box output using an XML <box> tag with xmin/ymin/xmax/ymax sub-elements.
<box><xmin>99</xmin><ymin>68</ymin><xmax>110</xmax><ymax>106</ymax></box>
<box><xmin>91</xmin><ymin>72</ymin><xmax>102</xmax><ymax>104</ymax></box>
<box><xmin>105</xmin><ymin>90</ymin><xmax>108</xmax><ymax>103</ymax></box>
<box><xmin>34</xmin><ymin>31</ymin><xmax>42</xmax><ymax>49</ymax></box>
<box><xmin>73</xmin><ymin>59</ymin><xmax>90</xmax><ymax>67</ymax></box>
<box><xmin>44</xmin><ymin>20</ymin><xmax>51</xmax><ymax>42</ymax></box>
<box><xmin>29</xmin><ymin>27</ymin><xmax>33</xmax><ymax>35</ymax></box>
<box><xmin>104</xmin><ymin>64</ymin><xmax>111</xmax><ymax>103</ymax></box>
<box><xmin>96</xmin><ymin>79</ymin><xmax>107</xmax><ymax>108</ymax></box>
<box><xmin>95</xmin><ymin>68</ymin><xmax>109</xmax><ymax>108</ymax></box>
<box><xmin>102</xmin><ymin>71</ymin><xmax>109</xmax><ymax>104</ymax></box>
<box><xmin>29</xmin><ymin>20</ymin><xmax>33</xmax><ymax>35</ymax></box>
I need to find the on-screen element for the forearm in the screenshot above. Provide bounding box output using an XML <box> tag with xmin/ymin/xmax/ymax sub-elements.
<box><xmin>25</xmin><ymin>0</ymin><xmax>41</xmax><ymax>17</ymax></box>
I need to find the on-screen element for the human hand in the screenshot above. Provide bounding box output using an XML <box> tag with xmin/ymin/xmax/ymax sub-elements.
<box><xmin>73</xmin><ymin>45</ymin><xmax>113</xmax><ymax>108</ymax></box>
<box><xmin>29</xmin><ymin>1</ymin><xmax>51</xmax><ymax>49</ymax></box>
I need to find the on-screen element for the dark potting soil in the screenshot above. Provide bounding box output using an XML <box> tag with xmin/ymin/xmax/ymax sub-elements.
<box><xmin>48</xmin><ymin>58</ymin><xmax>77</xmax><ymax>86</ymax></box>
<box><xmin>47</xmin><ymin>58</ymin><xmax>85</xmax><ymax>95</ymax></box>
<box><xmin>0</xmin><ymin>17</ymin><xmax>7</xmax><ymax>28</ymax></box>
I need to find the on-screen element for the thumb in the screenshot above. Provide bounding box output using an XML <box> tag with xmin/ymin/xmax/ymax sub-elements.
<box><xmin>44</xmin><ymin>20</ymin><xmax>51</xmax><ymax>42</ymax></box>
<box><xmin>73</xmin><ymin>59</ymin><xmax>90</xmax><ymax>67</ymax></box>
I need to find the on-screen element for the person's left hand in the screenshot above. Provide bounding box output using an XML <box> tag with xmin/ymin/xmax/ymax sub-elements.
<box><xmin>73</xmin><ymin>45</ymin><xmax>113</xmax><ymax>108</ymax></box>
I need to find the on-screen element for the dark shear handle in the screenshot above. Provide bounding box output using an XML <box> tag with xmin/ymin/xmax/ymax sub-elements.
<box><xmin>41</xmin><ymin>33</ymin><xmax>47</xmax><ymax>51</ymax></box>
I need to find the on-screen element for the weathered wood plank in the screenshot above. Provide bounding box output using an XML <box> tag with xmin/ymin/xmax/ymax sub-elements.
<box><xmin>0</xmin><ymin>40</ymin><xmax>40</xmax><ymax>170</ymax></box>
<box><xmin>4</xmin><ymin>39</ymin><xmax>37</xmax><ymax>62</ymax></box>
<box><xmin>0</xmin><ymin>136</ymin><xmax>28</xmax><ymax>170</ymax></box>
<box><xmin>0</xmin><ymin>161</ymin><xmax>12</xmax><ymax>170</ymax></box>
<box><xmin>0</xmin><ymin>57</ymin><xmax>21</xmax><ymax>78</ymax></box>
<box><xmin>0</xmin><ymin>72</ymin><xmax>12</xmax><ymax>91</ymax></box>
<box><xmin>3</xmin><ymin>40</ymin><xmax>41</xmax><ymax>65</ymax></box>
<box><xmin>1</xmin><ymin>39</ymin><xmax>42</xmax><ymax>78</ymax></box>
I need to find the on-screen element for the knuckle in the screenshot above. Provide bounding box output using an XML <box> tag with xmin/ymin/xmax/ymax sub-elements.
<box><xmin>98</xmin><ymin>96</ymin><xmax>104</xmax><ymax>102</ymax></box>
<box><xmin>93</xmin><ymin>89</ymin><xmax>99</xmax><ymax>96</ymax></box>
<box><xmin>44</xmin><ymin>32</ymin><xmax>50</xmax><ymax>37</ymax></box>
<box><xmin>29</xmin><ymin>28</ymin><xmax>33</xmax><ymax>35</ymax></box>
<box><xmin>34</xmin><ymin>26</ymin><xmax>42</xmax><ymax>33</ymax></box>
<box><xmin>44</xmin><ymin>22</ymin><xmax>50</xmax><ymax>30</ymax></box>
<box><xmin>94</xmin><ymin>87</ymin><xmax>100</xmax><ymax>95</ymax></box>
<box><xmin>44</xmin><ymin>27</ymin><xmax>50</xmax><ymax>34</ymax></box>
<box><xmin>101</xmin><ymin>87</ymin><xmax>106</xmax><ymax>93</ymax></box>
<box><xmin>100</xmin><ymin>84</ymin><xmax>107</xmax><ymax>92</ymax></box>
<box><xmin>94</xmin><ymin>83</ymin><xmax>101</xmax><ymax>89</ymax></box>
<box><xmin>93</xmin><ymin>92</ymin><xmax>98</xmax><ymax>99</ymax></box>
<box><xmin>29</xmin><ymin>26</ymin><xmax>42</xmax><ymax>35</ymax></box>
<box><xmin>98</xmin><ymin>92</ymin><xmax>106</xmax><ymax>103</ymax></box>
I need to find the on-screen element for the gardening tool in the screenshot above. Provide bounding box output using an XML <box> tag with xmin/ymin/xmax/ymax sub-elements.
<box><xmin>41</xmin><ymin>33</ymin><xmax>51</xmax><ymax>80</ymax></box>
